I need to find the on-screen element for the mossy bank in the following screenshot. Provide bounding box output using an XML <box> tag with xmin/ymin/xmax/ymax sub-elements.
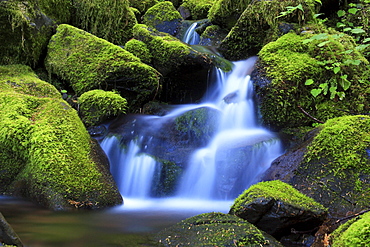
<box><xmin>0</xmin><ymin>64</ymin><xmax>122</xmax><ymax>210</ymax></box>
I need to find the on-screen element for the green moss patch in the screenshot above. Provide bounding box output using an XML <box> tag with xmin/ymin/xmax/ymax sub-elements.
<box><xmin>45</xmin><ymin>24</ymin><xmax>160</xmax><ymax>110</ymax></box>
<box><xmin>78</xmin><ymin>90</ymin><xmax>128</xmax><ymax>127</ymax></box>
<box><xmin>231</xmin><ymin>180</ymin><xmax>326</xmax><ymax>214</ymax></box>
<box><xmin>291</xmin><ymin>115</ymin><xmax>370</xmax><ymax>215</ymax></box>
<box><xmin>124</xmin><ymin>39</ymin><xmax>152</xmax><ymax>64</ymax></box>
<box><xmin>0</xmin><ymin>0</ymin><xmax>55</xmax><ymax>67</ymax></box>
<box><xmin>0</xmin><ymin>64</ymin><xmax>122</xmax><ymax>210</ymax></box>
<box><xmin>220</xmin><ymin>0</ymin><xmax>319</xmax><ymax>60</ymax></box>
<box><xmin>331</xmin><ymin>211</ymin><xmax>370</xmax><ymax>246</ymax></box>
<box><xmin>256</xmin><ymin>29</ymin><xmax>370</xmax><ymax>129</ymax></box>
<box><xmin>142</xmin><ymin>1</ymin><xmax>182</xmax><ymax>36</ymax></box>
<box><xmin>181</xmin><ymin>0</ymin><xmax>216</xmax><ymax>20</ymax></box>
<box><xmin>155</xmin><ymin>212</ymin><xmax>283</xmax><ymax>246</ymax></box>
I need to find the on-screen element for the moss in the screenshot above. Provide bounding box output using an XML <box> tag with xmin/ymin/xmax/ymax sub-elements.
<box><xmin>78</xmin><ymin>90</ymin><xmax>128</xmax><ymax>127</ymax></box>
<box><xmin>73</xmin><ymin>0</ymin><xmax>137</xmax><ymax>45</ymax></box>
<box><xmin>256</xmin><ymin>29</ymin><xmax>370</xmax><ymax>129</ymax></box>
<box><xmin>231</xmin><ymin>180</ymin><xmax>326</xmax><ymax>214</ymax></box>
<box><xmin>180</xmin><ymin>0</ymin><xmax>216</xmax><ymax>20</ymax></box>
<box><xmin>331</xmin><ymin>212</ymin><xmax>370</xmax><ymax>246</ymax></box>
<box><xmin>37</xmin><ymin>0</ymin><xmax>72</xmax><ymax>23</ymax></box>
<box><xmin>151</xmin><ymin>159</ymin><xmax>182</xmax><ymax>197</ymax></box>
<box><xmin>128</xmin><ymin>0</ymin><xmax>159</xmax><ymax>14</ymax></box>
<box><xmin>46</xmin><ymin>24</ymin><xmax>160</xmax><ymax>110</ymax></box>
<box><xmin>142</xmin><ymin>1</ymin><xmax>182</xmax><ymax>36</ymax></box>
<box><xmin>292</xmin><ymin>115</ymin><xmax>370</xmax><ymax>215</ymax></box>
<box><xmin>220</xmin><ymin>0</ymin><xmax>320</xmax><ymax>60</ymax></box>
<box><xmin>155</xmin><ymin>212</ymin><xmax>283</xmax><ymax>246</ymax></box>
<box><xmin>124</xmin><ymin>39</ymin><xmax>152</xmax><ymax>64</ymax></box>
<box><xmin>133</xmin><ymin>24</ymin><xmax>203</xmax><ymax>74</ymax></box>
<box><xmin>0</xmin><ymin>64</ymin><xmax>122</xmax><ymax>209</ymax></box>
<box><xmin>0</xmin><ymin>0</ymin><xmax>55</xmax><ymax>67</ymax></box>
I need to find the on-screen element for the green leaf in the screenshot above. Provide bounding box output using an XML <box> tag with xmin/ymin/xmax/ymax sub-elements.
<box><xmin>348</xmin><ymin>8</ymin><xmax>358</xmax><ymax>14</ymax></box>
<box><xmin>343</xmin><ymin>27</ymin><xmax>352</xmax><ymax>32</ymax></box>
<box><xmin>351</xmin><ymin>28</ymin><xmax>365</xmax><ymax>34</ymax></box>
<box><xmin>296</xmin><ymin>4</ymin><xmax>304</xmax><ymax>12</ymax></box>
<box><xmin>318</xmin><ymin>40</ymin><xmax>330</xmax><ymax>47</ymax></box>
<box><xmin>305</xmin><ymin>79</ymin><xmax>314</xmax><ymax>85</ymax></box>
<box><xmin>336</xmin><ymin>22</ymin><xmax>346</xmax><ymax>28</ymax></box>
<box><xmin>337</xmin><ymin>10</ymin><xmax>346</xmax><ymax>17</ymax></box>
<box><xmin>363</xmin><ymin>38</ymin><xmax>370</xmax><ymax>43</ymax></box>
<box><xmin>314</xmin><ymin>0</ymin><xmax>322</xmax><ymax>4</ymax></box>
<box><xmin>333</xmin><ymin>67</ymin><xmax>341</xmax><ymax>74</ymax></box>
<box><xmin>311</xmin><ymin>88</ymin><xmax>322</xmax><ymax>97</ymax></box>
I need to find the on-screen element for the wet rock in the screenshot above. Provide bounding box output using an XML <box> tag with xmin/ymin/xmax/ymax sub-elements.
<box><xmin>223</xmin><ymin>90</ymin><xmax>238</xmax><ymax>104</ymax></box>
<box><xmin>155</xmin><ymin>212</ymin><xmax>284</xmax><ymax>246</ymax></box>
<box><xmin>143</xmin><ymin>1</ymin><xmax>182</xmax><ymax>36</ymax></box>
<box><xmin>262</xmin><ymin>116</ymin><xmax>370</xmax><ymax>218</ymax></box>
<box><xmin>229</xmin><ymin>180</ymin><xmax>327</xmax><ymax>238</ymax></box>
<box><xmin>0</xmin><ymin>212</ymin><xmax>23</xmax><ymax>247</ymax></box>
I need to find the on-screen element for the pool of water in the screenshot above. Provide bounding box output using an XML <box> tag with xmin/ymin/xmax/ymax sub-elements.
<box><xmin>0</xmin><ymin>196</ymin><xmax>232</xmax><ymax>247</ymax></box>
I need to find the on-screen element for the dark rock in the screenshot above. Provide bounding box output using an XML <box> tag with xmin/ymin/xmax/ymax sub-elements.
<box><xmin>0</xmin><ymin>212</ymin><xmax>23</xmax><ymax>246</ymax></box>
<box><xmin>229</xmin><ymin>181</ymin><xmax>327</xmax><ymax>239</ymax></box>
<box><xmin>155</xmin><ymin>212</ymin><xmax>284</xmax><ymax>246</ymax></box>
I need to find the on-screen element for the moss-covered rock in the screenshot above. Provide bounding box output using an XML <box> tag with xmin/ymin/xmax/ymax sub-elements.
<box><xmin>124</xmin><ymin>39</ymin><xmax>152</xmax><ymax>64</ymax></box>
<box><xmin>180</xmin><ymin>0</ymin><xmax>216</xmax><ymax>20</ymax></box>
<box><xmin>331</xmin><ymin>211</ymin><xmax>370</xmax><ymax>246</ymax></box>
<box><xmin>229</xmin><ymin>180</ymin><xmax>327</xmax><ymax>238</ymax></box>
<box><xmin>37</xmin><ymin>0</ymin><xmax>72</xmax><ymax>24</ymax></box>
<box><xmin>128</xmin><ymin>0</ymin><xmax>159</xmax><ymax>14</ymax></box>
<box><xmin>0</xmin><ymin>0</ymin><xmax>55</xmax><ymax>67</ymax></box>
<box><xmin>45</xmin><ymin>24</ymin><xmax>161</xmax><ymax>111</ymax></box>
<box><xmin>73</xmin><ymin>0</ymin><xmax>137</xmax><ymax>45</ymax></box>
<box><xmin>133</xmin><ymin>24</ymin><xmax>214</xmax><ymax>103</ymax></box>
<box><xmin>78</xmin><ymin>90</ymin><xmax>128</xmax><ymax>127</ymax></box>
<box><xmin>199</xmin><ymin>25</ymin><xmax>228</xmax><ymax>47</ymax></box>
<box><xmin>0</xmin><ymin>64</ymin><xmax>122</xmax><ymax>210</ymax></box>
<box><xmin>219</xmin><ymin>0</ymin><xmax>320</xmax><ymax>60</ymax></box>
<box><xmin>255</xmin><ymin>29</ymin><xmax>370</xmax><ymax>130</ymax></box>
<box><xmin>263</xmin><ymin>115</ymin><xmax>370</xmax><ymax>217</ymax></box>
<box><xmin>155</xmin><ymin>212</ymin><xmax>283</xmax><ymax>246</ymax></box>
<box><xmin>207</xmin><ymin>0</ymin><xmax>252</xmax><ymax>30</ymax></box>
<box><xmin>142</xmin><ymin>1</ymin><xmax>182</xmax><ymax>36</ymax></box>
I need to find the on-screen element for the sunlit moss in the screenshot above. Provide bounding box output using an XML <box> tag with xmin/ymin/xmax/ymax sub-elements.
<box><xmin>0</xmin><ymin>64</ymin><xmax>122</xmax><ymax>209</ymax></box>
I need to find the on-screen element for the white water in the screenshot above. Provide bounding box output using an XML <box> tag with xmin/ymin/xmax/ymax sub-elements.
<box><xmin>182</xmin><ymin>22</ymin><xmax>200</xmax><ymax>45</ymax></box>
<box><xmin>100</xmin><ymin>57</ymin><xmax>283</xmax><ymax>209</ymax></box>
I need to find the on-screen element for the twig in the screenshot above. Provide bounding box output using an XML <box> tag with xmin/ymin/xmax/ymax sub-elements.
<box><xmin>334</xmin><ymin>208</ymin><xmax>370</xmax><ymax>224</ymax></box>
<box><xmin>298</xmin><ymin>105</ymin><xmax>324</xmax><ymax>124</ymax></box>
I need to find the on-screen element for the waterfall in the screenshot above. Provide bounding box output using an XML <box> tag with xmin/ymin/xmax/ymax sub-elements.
<box><xmin>176</xmin><ymin>58</ymin><xmax>282</xmax><ymax>199</ymax></box>
<box><xmin>100</xmin><ymin>57</ymin><xmax>283</xmax><ymax>203</ymax></box>
<box><xmin>182</xmin><ymin>22</ymin><xmax>200</xmax><ymax>45</ymax></box>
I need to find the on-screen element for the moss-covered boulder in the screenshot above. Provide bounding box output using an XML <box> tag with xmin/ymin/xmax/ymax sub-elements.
<box><xmin>180</xmin><ymin>0</ymin><xmax>216</xmax><ymax>20</ymax></box>
<box><xmin>0</xmin><ymin>64</ymin><xmax>122</xmax><ymax>210</ymax></box>
<box><xmin>0</xmin><ymin>0</ymin><xmax>55</xmax><ymax>67</ymax></box>
<box><xmin>142</xmin><ymin>1</ymin><xmax>182</xmax><ymax>36</ymax></box>
<box><xmin>330</xmin><ymin>211</ymin><xmax>370</xmax><ymax>246</ymax></box>
<box><xmin>219</xmin><ymin>0</ymin><xmax>320</xmax><ymax>60</ymax></box>
<box><xmin>128</xmin><ymin>0</ymin><xmax>159</xmax><ymax>15</ymax></box>
<box><xmin>254</xmin><ymin>29</ymin><xmax>370</xmax><ymax>130</ymax></box>
<box><xmin>78</xmin><ymin>90</ymin><xmax>128</xmax><ymax>127</ymax></box>
<box><xmin>124</xmin><ymin>39</ymin><xmax>152</xmax><ymax>64</ymax></box>
<box><xmin>155</xmin><ymin>212</ymin><xmax>283</xmax><ymax>246</ymax></box>
<box><xmin>199</xmin><ymin>25</ymin><xmax>228</xmax><ymax>47</ymax></box>
<box><xmin>72</xmin><ymin>0</ymin><xmax>137</xmax><ymax>45</ymax></box>
<box><xmin>45</xmin><ymin>24</ymin><xmax>160</xmax><ymax>111</ymax></box>
<box><xmin>207</xmin><ymin>0</ymin><xmax>252</xmax><ymax>30</ymax></box>
<box><xmin>37</xmin><ymin>0</ymin><xmax>72</xmax><ymax>24</ymax></box>
<box><xmin>263</xmin><ymin>115</ymin><xmax>370</xmax><ymax>217</ymax></box>
<box><xmin>133</xmin><ymin>24</ymin><xmax>214</xmax><ymax>103</ymax></box>
<box><xmin>229</xmin><ymin>180</ymin><xmax>327</xmax><ymax>238</ymax></box>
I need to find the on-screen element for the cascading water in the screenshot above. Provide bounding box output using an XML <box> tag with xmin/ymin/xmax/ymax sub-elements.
<box><xmin>181</xmin><ymin>22</ymin><xmax>200</xmax><ymax>45</ymax></box>
<box><xmin>100</xmin><ymin>56</ymin><xmax>283</xmax><ymax>206</ymax></box>
<box><xmin>176</xmin><ymin>58</ymin><xmax>282</xmax><ymax>199</ymax></box>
